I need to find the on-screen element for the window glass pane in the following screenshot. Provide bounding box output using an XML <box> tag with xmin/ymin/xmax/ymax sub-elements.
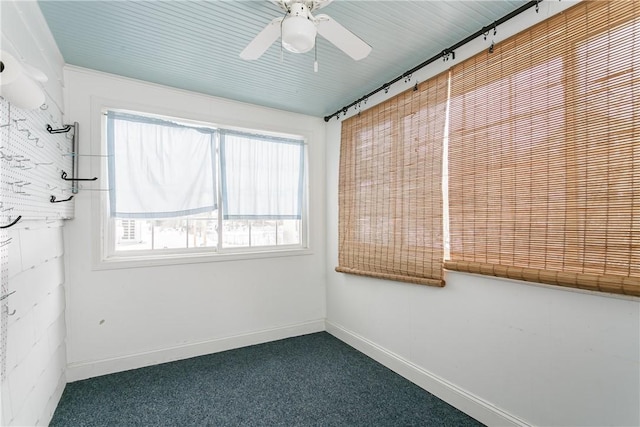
<box><xmin>219</xmin><ymin>219</ymin><xmax>301</xmax><ymax>248</ymax></box>
<box><xmin>445</xmin><ymin>0</ymin><xmax>640</xmax><ymax>296</ymax></box>
<box><xmin>107</xmin><ymin>111</ymin><xmax>217</xmax><ymax>219</ymax></box>
<box><xmin>152</xmin><ymin>219</ymin><xmax>188</xmax><ymax>250</ymax></box>
<box><xmin>278</xmin><ymin>220</ymin><xmax>300</xmax><ymax>246</ymax></box>
<box><xmin>222</xmin><ymin>220</ymin><xmax>250</xmax><ymax>248</ymax></box>
<box><xmin>337</xmin><ymin>75</ymin><xmax>447</xmax><ymax>287</ymax></box>
<box><xmin>220</xmin><ymin>130</ymin><xmax>304</xmax><ymax>220</ymax></box>
<box><xmin>249</xmin><ymin>220</ymin><xmax>277</xmax><ymax>247</ymax></box>
<box><xmin>115</xmin><ymin>219</ymin><xmax>152</xmax><ymax>251</ymax></box>
<box><xmin>186</xmin><ymin>217</ymin><xmax>218</xmax><ymax>249</ymax></box>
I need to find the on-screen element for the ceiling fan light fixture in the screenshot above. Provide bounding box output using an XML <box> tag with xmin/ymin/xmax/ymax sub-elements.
<box><xmin>240</xmin><ymin>0</ymin><xmax>371</xmax><ymax>62</ymax></box>
<box><xmin>282</xmin><ymin>15</ymin><xmax>317</xmax><ymax>53</ymax></box>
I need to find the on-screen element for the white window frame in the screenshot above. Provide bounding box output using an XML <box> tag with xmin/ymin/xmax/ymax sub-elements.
<box><xmin>90</xmin><ymin>99</ymin><xmax>311</xmax><ymax>270</ymax></box>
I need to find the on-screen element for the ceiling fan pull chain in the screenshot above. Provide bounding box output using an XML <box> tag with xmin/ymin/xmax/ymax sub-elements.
<box><xmin>280</xmin><ymin>13</ymin><xmax>286</xmax><ymax>63</ymax></box>
<box><xmin>314</xmin><ymin>40</ymin><xmax>319</xmax><ymax>72</ymax></box>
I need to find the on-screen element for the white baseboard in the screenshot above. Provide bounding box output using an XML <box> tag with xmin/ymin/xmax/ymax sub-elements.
<box><xmin>66</xmin><ymin>319</ymin><xmax>325</xmax><ymax>382</ymax></box>
<box><xmin>325</xmin><ymin>321</ymin><xmax>530</xmax><ymax>427</ymax></box>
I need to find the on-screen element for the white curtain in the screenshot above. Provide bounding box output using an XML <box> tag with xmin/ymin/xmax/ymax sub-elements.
<box><xmin>220</xmin><ymin>130</ymin><xmax>304</xmax><ymax>219</ymax></box>
<box><xmin>107</xmin><ymin>111</ymin><xmax>216</xmax><ymax>218</ymax></box>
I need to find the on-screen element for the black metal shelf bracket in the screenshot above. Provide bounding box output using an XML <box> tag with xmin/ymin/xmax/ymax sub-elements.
<box><xmin>46</xmin><ymin>124</ymin><xmax>73</xmax><ymax>134</ymax></box>
<box><xmin>50</xmin><ymin>195</ymin><xmax>73</xmax><ymax>203</ymax></box>
<box><xmin>61</xmin><ymin>170</ymin><xmax>97</xmax><ymax>182</ymax></box>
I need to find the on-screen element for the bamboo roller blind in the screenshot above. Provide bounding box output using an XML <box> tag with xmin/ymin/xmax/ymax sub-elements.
<box><xmin>337</xmin><ymin>73</ymin><xmax>448</xmax><ymax>286</ymax></box>
<box><xmin>446</xmin><ymin>1</ymin><xmax>639</xmax><ymax>296</ymax></box>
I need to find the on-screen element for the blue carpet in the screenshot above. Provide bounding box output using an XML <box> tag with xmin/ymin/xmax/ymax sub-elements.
<box><xmin>51</xmin><ymin>332</ymin><xmax>483</xmax><ymax>426</ymax></box>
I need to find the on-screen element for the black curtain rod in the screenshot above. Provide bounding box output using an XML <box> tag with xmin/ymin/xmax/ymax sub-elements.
<box><xmin>324</xmin><ymin>0</ymin><xmax>541</xmax><ymax>122</ymax></box>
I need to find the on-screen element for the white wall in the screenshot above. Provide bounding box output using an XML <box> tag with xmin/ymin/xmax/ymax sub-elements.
<box><xmin>3</xmin><ymin>226</ymin><xmax>67</xmax><ymax>426</ymax></box>
<box><xmin>63</xmin><ymin>67</ymin><xmax>327</xmax><ymax>381</ymax></box>
<box><xmin>1</xmin><ymin>1</ymin><xmax>68</xmax><ymax>425</ymax></box>
<box><xmin>325</xmin><ymin>2</ymin><xmax>640</xmax><ymax>426</ymax></box>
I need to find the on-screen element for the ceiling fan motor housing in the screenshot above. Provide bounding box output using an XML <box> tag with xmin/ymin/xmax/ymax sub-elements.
<box><xmin>282</xmin><ymin>2</ymin><xmax>317</xmax><ymax>53</ymax></box>
<box><xmin>240</xmin><ymin>0</ymin><xmax>370</xmax><ymax>61</ymax></box>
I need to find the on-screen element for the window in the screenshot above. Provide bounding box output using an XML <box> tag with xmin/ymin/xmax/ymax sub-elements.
<box><xmin>102</xmin><ymin>110</ymin><xmax>307</xmax><ymax>263</ymax></box>
<box><xmin>336</xmin><ymin>73</ymin><xmax>448</xmax><ymax>287</ymax></box>
<box><xmin>445</xmin><ymin>0</ymin><xmax>639</xmax><ymax>297</ymax></box>
<box><xmin>337</xmin><ymin>0</ymin><xmax>639</xmax><ymax>297</ymax></box>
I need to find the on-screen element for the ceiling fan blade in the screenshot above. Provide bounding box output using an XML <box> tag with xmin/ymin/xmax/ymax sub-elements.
<box><xmin>315</xmin><ymin>14</ymin><xmax>371</xmax><ymax>61</ymax></box>
<box><xmin>240</xmin><ymin>17</ymin><xmax>283</xmax><ymax>60</ymax></box>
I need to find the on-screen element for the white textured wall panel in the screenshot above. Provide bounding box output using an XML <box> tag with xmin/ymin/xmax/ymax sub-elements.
<box><xmin>19</xmin><ymin>227</ymin><xmax>65</xmax><ymax>270</ymax></box>
<box><xmin>0</xmin><ymin>1</ymin><xmax>68</xmax><ymax>424</ymax></box>
<box><xmin>5</xmin><ymin>314</ymin><xmax>36</xmax><ymax>375</ymax></box>
<box><xmin>6</xmin><ymin>230</ymin><xmax>22</xmax><ymax>280</ymax></box>
<box><xmin>3</xmin><ymin>226</ymin><xmax>67</xmax><ymax>426</ymax></box>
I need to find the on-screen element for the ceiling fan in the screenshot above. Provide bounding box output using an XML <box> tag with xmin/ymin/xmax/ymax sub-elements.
<box><xmin>240</xmin><ymin>0</ymin><xmax>372</xmax><ymax>62</ymax></box>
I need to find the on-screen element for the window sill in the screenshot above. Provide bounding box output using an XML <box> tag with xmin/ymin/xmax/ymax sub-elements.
<box><xmin>92</xmin><ymin>247</ymin><xmax>313</xmax><ymax>271</ymax></box>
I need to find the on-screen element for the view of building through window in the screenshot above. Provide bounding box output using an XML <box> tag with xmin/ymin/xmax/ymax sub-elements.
<box><xmin>114</xmin><ymin>216</ymin><xmax>301</xmax><ymax>251</ymax></box>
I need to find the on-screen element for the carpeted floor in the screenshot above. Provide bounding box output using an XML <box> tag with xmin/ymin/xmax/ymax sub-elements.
<box><xmin>51</xmin><ymin>332</ymin><xmax>483</xmax><ymax>426</ymax></box>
